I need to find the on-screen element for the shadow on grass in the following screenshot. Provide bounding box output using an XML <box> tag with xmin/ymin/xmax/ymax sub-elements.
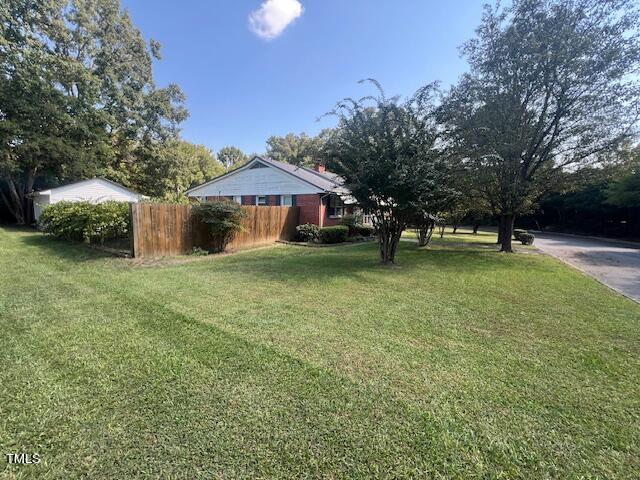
<box><xmin>14</xmin><ymin>228</ymin><xmax>116</xmax><ymax>263</ymax></box>
<box><xmin>173</xmin><ymin>241</ymin><xmax>529</xmax><ymax>288</ymax></box>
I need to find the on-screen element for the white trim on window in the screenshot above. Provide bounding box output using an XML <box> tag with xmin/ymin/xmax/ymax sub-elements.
<box><xmin>280</xmin><ymin>194</ymin><xmax>293</xmax><ymax>206</ymax></box>
<box><xmin>328</xmin><ymin>195</ymin><xmax>344</xmax><ymax>218</ymax></box>
<box><xmin>233</xmin><ymin>195</ymin><xmax>242</xmax><ymax>204</ymax></box>
<box><xmin>256</xmin><ymin>195</ymin><xmax>267</xmax><ymax>206</ymax></box>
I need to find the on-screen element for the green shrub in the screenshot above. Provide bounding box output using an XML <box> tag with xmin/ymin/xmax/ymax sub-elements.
<box><xmin>355</xmin><ymin>225</ymin><xmax>375</xmax><ymax>237</ymax></box>
<box><xmin>295</xmin><ymin>223</ymin><xmax>319</xmax><ymax>242</ymax></box>
<box><xmin>513</xmin><ymin>229</ymin><xmax>528</xmax><ymax>241</ymax></box>
<box><xmin>190</xmin><ymin>246</ymin><xmax>209</xmax><ymax>256</ymax></box>
<box><xmin>519</xmin><ymin>233</ymin><xmax>535</xmax><ymax>245</ymax></box>
<box><xmin>318</xmin><ymin>225</ymin><xmax>349</xmax><ymax>244</ymax></box>
<box><xmin>39</xmin><ymin>201</ymin><xmax>129</xmax><ymax>244</ymax></box>
<box><xmin>193</xmin><ymin>201</ymin><xmax>246</xmax><ymax>252</ymax></box>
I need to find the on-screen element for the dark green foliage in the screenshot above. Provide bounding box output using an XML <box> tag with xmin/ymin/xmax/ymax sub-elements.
<box><xmin>0</xmin><ymin>0</ymin><xmax>187</xmax><ymax>224</ymax></box>
<box><xmin>39</xmin><ymin>201</ymin><xmax>129</xmax><ymax>244</ymax></box>
<box><xmin>519</xmin><ymin>233</ymin><xmax>535</xmax><ymax>245</ymax></box>
<box><xmin>323</xmin><ymin>80</ymin><xmax>452</xmax><ymax>263</ymax></box>
<box><xmin>318</xmin><ymin>225</ymin><xmax>349</xmax><ymax>244</ymax></box>
<box><xmin>513</xmin><ymin>229</ymin><xmax>528</xmax><ymax>241</ymax></box>
<box><xmin>441</xmin><ymin>0</ymin><xmax>640</xmax><ymax>252</ymax></box>
<box><xmin>295</xmin><ymin>223</ymin><xmax>320</xmax><ymax>242</ymax></box>
<box><xmin>355</xmin><ymin>225</ymin><xmax>375</xmax><ymax>237</ymax></box>
<box><xmin>193</xmin><ymin>201</ymin><xmax>245</xmax><ymax>252</ymax></box>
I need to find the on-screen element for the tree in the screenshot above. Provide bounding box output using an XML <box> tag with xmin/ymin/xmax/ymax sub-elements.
<box><xmin>323</xmin><ymin>80</ymin><xmax>450</xmax><ymax>264</ymax></box>
<box><xmin>266</xmin><ymin>130</ymin><xmax>332</xmax><ymax>166</ymax></box>
<box><xmin>217</xmin><ymin>146</ymin><xmax>249</xmax><ymax>171</ymax></box>
<box><xmin>138</xmin><ymin>141</ymin><xmax>224</xmax><ymax>200</ymax></box>
<box><xmin>606</xmin><ymin>144</ymin><xmax>640</xmax><ymax>209</ymax></box>
<box><xmin>0</xmin><ymin>0</ymin><xmax>186</xmax><ymax>224</ymax></box>
<box><xmin>441</xmin><ymin>0</ymin><xmax>640</xmax><ymax>252</ymax></box>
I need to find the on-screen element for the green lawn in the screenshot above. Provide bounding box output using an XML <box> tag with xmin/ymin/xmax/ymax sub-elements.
<box><xmin>1</xmin><ymin>227</ymin><xmax>639</xmax><ymax>479</ymax></box>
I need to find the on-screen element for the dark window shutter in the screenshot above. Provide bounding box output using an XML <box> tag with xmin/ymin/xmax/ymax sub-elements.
<box><xmin>291</xmin><ymin>195</ymin><xmax>296</xmax><ymax>206</ymax></box>
<box><xmin>275</xmin><ymin>195</ymin><xmax>281</xmax><ymax>206</ymax></box>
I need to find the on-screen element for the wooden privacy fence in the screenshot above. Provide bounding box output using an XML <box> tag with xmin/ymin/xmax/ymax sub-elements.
<box><xmin>129</xmin><ymin>203</ymin><xmax>299</xmax><ymax>258</ymax></box>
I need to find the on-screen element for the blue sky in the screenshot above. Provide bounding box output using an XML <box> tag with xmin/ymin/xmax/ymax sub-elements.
<box><xmin>122</xmin><ymin>0</ymin><xmax>487</xmax><ymax>155</ymax></box>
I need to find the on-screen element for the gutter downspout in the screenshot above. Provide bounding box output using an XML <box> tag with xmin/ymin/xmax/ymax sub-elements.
<box><xmin>319</xmin><ymin>192</ymin><xmax>333</xmax><ymax>228</ymax></box>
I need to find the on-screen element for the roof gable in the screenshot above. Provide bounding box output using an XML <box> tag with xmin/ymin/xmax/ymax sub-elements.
<box><xmin>33</xmin><ymin>178</ymin><xmax>143</xmax><ymax>198</ymax></box>
<box><xmin>186</xmin><ymin>156</ymin><xmax>348</xmax><ymax>196</ymax></box>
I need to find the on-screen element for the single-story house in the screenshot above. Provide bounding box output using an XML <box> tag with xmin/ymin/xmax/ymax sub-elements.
<box><xmin>30</xmin><ymin>178</ymin><xmax>146</xmax><ymax>221</ymax></box>
<box><xmin>186</xmin><ymin>156</ymin><xmax>358</xmax><ymax>227</ymax></box>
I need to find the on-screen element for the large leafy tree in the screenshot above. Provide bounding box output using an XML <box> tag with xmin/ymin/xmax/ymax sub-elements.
<box><xmin>217</xmin><ymin>146</ymin><xmax>248</xmax><ymax>171</ymax></box>
<box><xmin>441</xmin><ymin>0</ymin><xmax>640</xmax><ymax>252</ymax></box>
<box><xmin>606</xmin><ymin>144</ymin><xmax>640</xmax><ymax>209</ymax></box>
<box><xmin>138</xmin><ymin>140</ymin><xmax>224</xmax><ymax>201</ymax></box>
<box><xmin>324</xmin><ymin>81</ymin><xmax>452</xmax><ymax>264</ymax></box>
<box><xmin>0</xmin><ymin>0</ymin><xmax>187</xmax><ymax>224</ymax></box>
<box><xmin>266</xmin><ymin>130</ymin><xmax>331</xmax><ymax>167</ymax></box>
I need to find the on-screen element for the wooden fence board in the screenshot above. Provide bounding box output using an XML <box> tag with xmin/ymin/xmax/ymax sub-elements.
<box><xmin>130</xmin><ymin>203</ymin><xmax>299</xmax><ymax>258</ymax></box>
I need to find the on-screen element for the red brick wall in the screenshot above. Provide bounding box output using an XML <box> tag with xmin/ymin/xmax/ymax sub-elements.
<box><xmin>296</xmin><ymin>194</ymin><xmax>321</xmax><ymax>226</ymax></box>
<box><xmin>242</xmin><ymin>195</ymin><xmax>255</xmax><ymax>205</ymax></box>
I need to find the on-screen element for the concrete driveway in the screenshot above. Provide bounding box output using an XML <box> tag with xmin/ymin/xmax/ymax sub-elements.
<box><xmin>534</xmin><ymin>232</ymin><xmax>640</xmax><ymax>303</ymax></box>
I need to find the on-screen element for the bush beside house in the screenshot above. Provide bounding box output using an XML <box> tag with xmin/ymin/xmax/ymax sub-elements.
<box><xmin>318</xmin><ymin>225</ymin><xmax>349</xmax><ymax>244</ymax></box>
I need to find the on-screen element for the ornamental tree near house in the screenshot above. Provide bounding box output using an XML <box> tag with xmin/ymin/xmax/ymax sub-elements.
<box><xmin>440</xmin><ymin>0</ymin><xmax>640</xmax><ymax>252</ymax></box>
<box><xmin>323</xmin><ymin>80</ymin><xmax>453</xmax><ymax>264</ymax></box>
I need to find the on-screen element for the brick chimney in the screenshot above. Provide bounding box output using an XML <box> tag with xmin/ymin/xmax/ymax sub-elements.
<box><xmin>313</xmin><ymin>161</ymin><xmax>326</xmax><ymax>173</ymax></box>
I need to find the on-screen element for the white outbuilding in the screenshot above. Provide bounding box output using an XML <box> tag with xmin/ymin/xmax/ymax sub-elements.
<box><xmin>30</xmin><ymin>178</ymin><xmax>146</xmax><ymax>221</ymax></box>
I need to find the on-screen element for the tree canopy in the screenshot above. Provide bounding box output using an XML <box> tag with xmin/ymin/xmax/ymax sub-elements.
<box><xmin>266</xmin><ymin>131</ymin><xmax>331</xmax><ymax>167</ymax></box>
<box><xmin>441</xmin><ymin>0</ymin><xmax>640</xmax><ymax>251</ymax></box>
<box><xmin>217</xmin><ymin>146</ymin><xmax>249</xmax><ymax>171</ymax></box>
<box><xmin>0</xmin><ymin>0</ymin><xmax>187</xmax><ymax>223</ymax></box>
<box><xmin>323</xmin><ymin>80</ymin><xmax>454</xmax><ymax>264</ymax></box>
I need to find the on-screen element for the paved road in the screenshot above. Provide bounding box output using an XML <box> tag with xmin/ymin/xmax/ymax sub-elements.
<box><xmin>534</xmin><ymin>232</ymin><xmax>640</xmax><ymax>302</ymax></box>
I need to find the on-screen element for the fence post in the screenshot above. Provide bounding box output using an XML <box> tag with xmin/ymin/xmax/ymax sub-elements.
<box><xmin>129</xmin><ymin>202</ymin><xmax>138</xmax><ymax>258</ymax></box>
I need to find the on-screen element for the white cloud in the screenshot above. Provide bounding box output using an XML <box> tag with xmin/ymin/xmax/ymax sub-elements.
<box><xmin>249</xmin><ymin>0</ymin><xmax>303</xmax><ymax>40</ymax></box>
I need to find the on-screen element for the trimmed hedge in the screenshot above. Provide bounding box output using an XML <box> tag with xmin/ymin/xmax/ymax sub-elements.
<box><xmin>513</xmin><ymin>229</ymin><xmax>528</xmax><ymax>241</ymax></box>
<box><xmin>39</xmin><ymin>201</ymin><xmax>129</xmax><ymax>244</ymax></box>
<box><xmin>355</xmin><ymin>225</ymin><xmax>375</xmax><ymax>237</ymax></box>
<box><xmin>519</xmin><ymin>233</ymin><xmax>535</xmax><ymax>245</ymax></box>
<box><xmin>318</xmin><ymin>225</ymin><xmax>349</xmax><ymax>244</ymax></box>
<box><xmin>296</xmin><ymin>223</ymin><xmax>319</xmax><ymax>242</ymax></box>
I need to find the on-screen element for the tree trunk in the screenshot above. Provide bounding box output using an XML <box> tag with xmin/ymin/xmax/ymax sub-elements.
<box><xmin>416</xmin><ymin>220</ymin><xmax>434</xmax><ymax>247</ymax></box>
<box><xmin>452</xmin><ymin>223</ymin><xmax>458</xmax><ymax>234</ymax></box>
<box><xmin>2</xmin><ymin>168</ymin><xmax>36</xmax><ymax>225</ymax></box>
<box><xmin>497</xmin><ymin>216</ymin><xmax>504</xmax><ymax>244</ymax></box>
<box><xmin>499</xmin><ymin>214</ymin><xmax>515</xmax><ymax>253</ymax></box>
<box><xmin>377</xmin><ymin>217</ymin><xmax>405</xmax><ymax>264</ymax></box>
<box><xmin>473</xmin><ymin>223</ymin><xmax>479</xmax><ymax>234</ymax></box>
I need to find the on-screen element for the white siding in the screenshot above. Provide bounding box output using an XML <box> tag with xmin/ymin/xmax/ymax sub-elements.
<box><xmin>49</xmin><ymin>179</ymin><xmax>142</xmax><ymax>204</ymax></box>
<box><xmin>187</xmin><ymin>165</ymin><xmax>322</xmax><ymax>197</ymax></box>
<box><xmin>32</xmin><ymin>179</ymin><xmax>143</xmax><ymax>221</ymax></box>
<box><xmin>32</xmin><ymin>195</ymin><xmax>50</xmax><ymax>221</ymax></box>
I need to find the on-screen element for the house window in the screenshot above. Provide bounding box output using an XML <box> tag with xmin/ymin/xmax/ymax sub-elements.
<box><xmin>256</xmin><ymin>195</ymin><xmax>267</xmax><ymax>206</ymax></box>
<box><xmin>328</xmin><ymin>195</ymin><xmax>344</xmax><ymax>218</ymax></box>
<box><xmin>233</xmin><ymin>196</ymin><xmax>242</xmax><ymax>204</ymax></box>
<box><xmin>280</xmin><ymin>195</ymin><xmax>293</xmax><ymax>206</ymax></box>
